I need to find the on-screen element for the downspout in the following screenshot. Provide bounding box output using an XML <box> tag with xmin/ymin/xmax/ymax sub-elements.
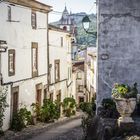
<box><xmin>46</xmin><ymin>12</ymin><xmax>50</xmax><ymax>95</ymax></box>
<box><xmin>0</xmin><ymin>51</ymin><xmax>2</xmax><ymax>85</ymax></box>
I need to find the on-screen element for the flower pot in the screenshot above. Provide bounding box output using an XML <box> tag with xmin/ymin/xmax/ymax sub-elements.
<box><xmin>114</xmin><ymin>98</ymin><xmax>136</xmax><ymax>123</ymax></box>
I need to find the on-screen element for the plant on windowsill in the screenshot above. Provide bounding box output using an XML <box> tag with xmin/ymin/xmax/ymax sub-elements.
<box><xmin>112</xmin><ymin>83</ymin><xmax>138</xmax><ymax>123</ymax></box>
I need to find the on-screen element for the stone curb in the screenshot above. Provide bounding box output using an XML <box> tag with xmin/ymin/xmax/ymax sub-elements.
<box><xmin>1</xmin><ymin>113</ymin><xmax>83</xmax><ymax>140</ymax></box>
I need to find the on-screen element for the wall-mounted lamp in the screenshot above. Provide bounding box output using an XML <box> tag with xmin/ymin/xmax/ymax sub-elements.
<box><xmin>82</xmin><ymin>15</ymin><xmax>97</xmax><ymax>37</ymax></box>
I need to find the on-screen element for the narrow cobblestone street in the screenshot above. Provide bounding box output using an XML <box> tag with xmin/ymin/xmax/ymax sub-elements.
<box><xmin>29</xmin><ymin>118</ymin><xmax>84</xmax><ymax>140</ymax></box>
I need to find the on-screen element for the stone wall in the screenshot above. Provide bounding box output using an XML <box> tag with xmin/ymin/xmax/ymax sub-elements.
<box><xmin>97</xmin><ymin>0</ymin><xmax>140</xmax><ymax>107</ymax></box>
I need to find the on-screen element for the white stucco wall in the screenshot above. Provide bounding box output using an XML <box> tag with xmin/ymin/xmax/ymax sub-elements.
<box><xmin>49</xmin><ymin>29</ymin><xmax>72</xmax><ymax>102</ymax></box>
<box><xmin>0</xmin><ymin>2</ymin><xmax>49</xmax><ymax>131</ymax></box>
<box><xmin>2</xmin><ymin>85</ymin><xmax>11</xmax><ymax>131</ymax></box>
<box><xmin>72</xmin><ymin>70</ymin><xmax>85</xmax><ymax>104</ymax></box>
<box><xmin>0</xmin><ymin>3</ymin><xmax>48</xmax><ymax>83</ymax></box>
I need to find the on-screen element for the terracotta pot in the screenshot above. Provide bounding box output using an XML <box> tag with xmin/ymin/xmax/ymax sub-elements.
<box><xmin>114</xmin><ymin>98</ymin><xmax>136</xmax><ymax>123</ymax></box>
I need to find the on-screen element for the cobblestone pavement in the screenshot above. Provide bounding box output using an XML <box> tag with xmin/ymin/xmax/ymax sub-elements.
<box><xmin>29</xmin><ymin>118</ymin><xmax>84</xmax><ymax>140</ymax></box>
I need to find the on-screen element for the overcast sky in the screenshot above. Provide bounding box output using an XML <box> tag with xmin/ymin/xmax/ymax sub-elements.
<box><xmin>38</xmin><ymin>0</ymin><xmax>96</xmax><ymax>22</ymax></box>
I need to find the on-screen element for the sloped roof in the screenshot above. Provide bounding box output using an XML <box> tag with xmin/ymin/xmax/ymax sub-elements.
<box><xmin>72</xmin><ymin>61</ymin><xmax>84</xmax><ymax>72</ymax></box>
<box><xmin>6</xmin><ymin>0</ymin><xmax>52</xmax><ymax>13</ymax></box>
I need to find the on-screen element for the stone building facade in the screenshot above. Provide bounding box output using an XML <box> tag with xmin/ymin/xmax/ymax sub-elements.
<box><xmin>97</xmin><ymin>0</ymin><xmax>140</xmax><ymax>108</ymax></box>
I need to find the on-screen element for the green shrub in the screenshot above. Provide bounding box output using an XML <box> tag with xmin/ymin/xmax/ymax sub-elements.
<box><xmin>11</xmin><ymin>113</ymin><xmax>25</xmax><ymax>131</ymax></box>
<box><xmin>99</xmin><ymin>98</ymin><xmax>119</xmax><ymax>118</ymax></box>
<box><xmin>79</xmin><ymin>100</ymin><xmax>96</xmax><ymax>117</ymax></box>
<box><xmin>11</xmin><ymin>107</ymin><xmax>32</xmax><ymax>131</ymax></box>
<box><xmin>62</xmin><ymin>97</ymin><xmax>76</xmax><ymax>117</ymax></box>
<box><xmin>31</xmin><ymin>103</ymin><xmax>41</xmax><ymax>120</ymax></box>
<box><xmin>40</xmin><ymin>99</ymin><xmax>60</xmax><ymax>122</ymax></box>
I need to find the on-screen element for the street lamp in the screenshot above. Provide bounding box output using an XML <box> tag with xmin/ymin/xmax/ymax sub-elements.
<box><xmin>82</xmin><ymin>15</ymin><xmax>97</xmax><ymax>37</ymax></box>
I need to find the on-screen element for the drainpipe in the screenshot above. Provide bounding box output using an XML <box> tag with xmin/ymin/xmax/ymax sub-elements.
<box><xmin>0</xmin><ymin>51</ymin><xmax>2</xmax><ymax>85</ymax></box>
<box><xmin>46</xmin><ymin>12</ymin><xmax>50</xmax><ymax>95</ymax></box>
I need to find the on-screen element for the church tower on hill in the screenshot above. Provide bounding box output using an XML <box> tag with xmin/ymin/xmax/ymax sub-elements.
<box><xmin>59</xmin><ymin>6</ymin><xmax>77</xmax><ymax>36</ymax></box>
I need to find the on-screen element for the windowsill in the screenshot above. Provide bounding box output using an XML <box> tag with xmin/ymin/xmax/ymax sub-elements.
<box><xmin>7</xmin><ymin>20</ymin><xmax>20</xmax><ymax>22</ymax></box>
<box><xmin>9</xmin><ymin>73</ymin><xmax>15</xmax><ymax>77</ymax></box>
<box><xmin>32</xmin><ymin>27</ymin><xmax>37</xmax><ymax>30</ymax></box>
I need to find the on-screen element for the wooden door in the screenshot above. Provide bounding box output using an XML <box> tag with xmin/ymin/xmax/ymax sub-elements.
<box><xmin>79</xmin><ymin>97</ymin><xmax>84</xmax><ymax>104</ymax></box>
<box><xmin>12</xmin><ymin>86</ymin><xmax>19</xmax><ymax>114</ymax></box>
<box><xmin>49</xmin><ymin>92</ymin><xmax>53</xmax><ymax>101</ymax></box>
<box><xmin>57</xmin><ymin>90</ymin><xmax>61</xmax><ymax>102</ymax></box>
<box><xmin>36</xmin><ymin>89</ymin><xmax>42</xmax><ymax>106</ymax></box>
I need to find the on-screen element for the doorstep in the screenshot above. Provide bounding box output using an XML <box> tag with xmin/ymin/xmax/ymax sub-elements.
<box><xmin>0</xmin><ymin>112</ymin><xmax>83</xmax><ymax>140</ymax></box>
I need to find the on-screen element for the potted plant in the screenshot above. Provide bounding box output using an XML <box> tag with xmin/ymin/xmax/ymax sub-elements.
<box><xmin>112</xmin><ymin>83</ymin><xmax>138</xmax><ymax>123</ymax></box>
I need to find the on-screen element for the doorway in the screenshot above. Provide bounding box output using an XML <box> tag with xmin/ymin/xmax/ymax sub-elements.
<box><xmin>36</xmin><ymin>83</ymin><xmax>43</xmax><ymax>106</ymax></box>
<box><xmin>11</xmin><ymin>86</ymin><xmax>19</xmax><ymax>115</ymax></box>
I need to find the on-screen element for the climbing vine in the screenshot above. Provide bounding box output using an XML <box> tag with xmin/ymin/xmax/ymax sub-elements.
<box><xmin>0</xmin><ymin>86</ymin><xmax>9</xmax><ymax>135</ymax></box>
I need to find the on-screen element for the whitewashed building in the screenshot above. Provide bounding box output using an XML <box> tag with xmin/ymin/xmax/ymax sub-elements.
<box><xmin>0</xmin><ymin>0</ymin><xmax>52</xmax><ymax>130</ymax></box>
<box><xmin>72</xmin><ymin>61</ymin><xmax>86</xmax><ymax>105</ymax></box>
<box><xmin>86</xmin><ymin>47</ymin><xmax>97</xmax><ymax>101</ymax></box>
<box><xmin>48</xmin><ymin>25</ymin><xmax>73</xmax><ymax>107</ymax></box>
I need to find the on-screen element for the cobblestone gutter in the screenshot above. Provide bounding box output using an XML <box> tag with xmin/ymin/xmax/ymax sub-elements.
<box><xmin>0</xmin><ymin>112</ymin><xmax>83</xmax><ymax>140</ymax></box>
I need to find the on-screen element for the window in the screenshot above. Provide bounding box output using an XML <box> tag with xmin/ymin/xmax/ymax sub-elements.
<box><xmin>55</xmin><ymin>60</ymin><xmax>60</xmax><ymax>82</ymax></box>
<box><xmin>32</xmin><ymin>42</ymin><xmax>38</xmax><ymax>77</ymax></box>
<box><xmin>77</xmin><ymin>72</ymin><xmax>82</xmax><ymax>79</ymax></box>
<box><xmin>78</xmin><ymin>85</ymin><xmax>84</xmax><ymax>92</ymax></box>
<box><xmin>8</xmin><ymin>6</ymin><xmax>11</xmax><ymax>21</ymax></box>
<box><xmin>61</xmin><ymin>37</ymin><xmax>63</xmax><ymax>47</ymax></box>
<box><xmin>8</xmin><ymin>49</ymin><xmax>15</xmax><ymax>76</ymax></box>
<box><xmin>31</xmin><ymin>11</ymin><xmax>37</xmax><ymax>29</ymax></box>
